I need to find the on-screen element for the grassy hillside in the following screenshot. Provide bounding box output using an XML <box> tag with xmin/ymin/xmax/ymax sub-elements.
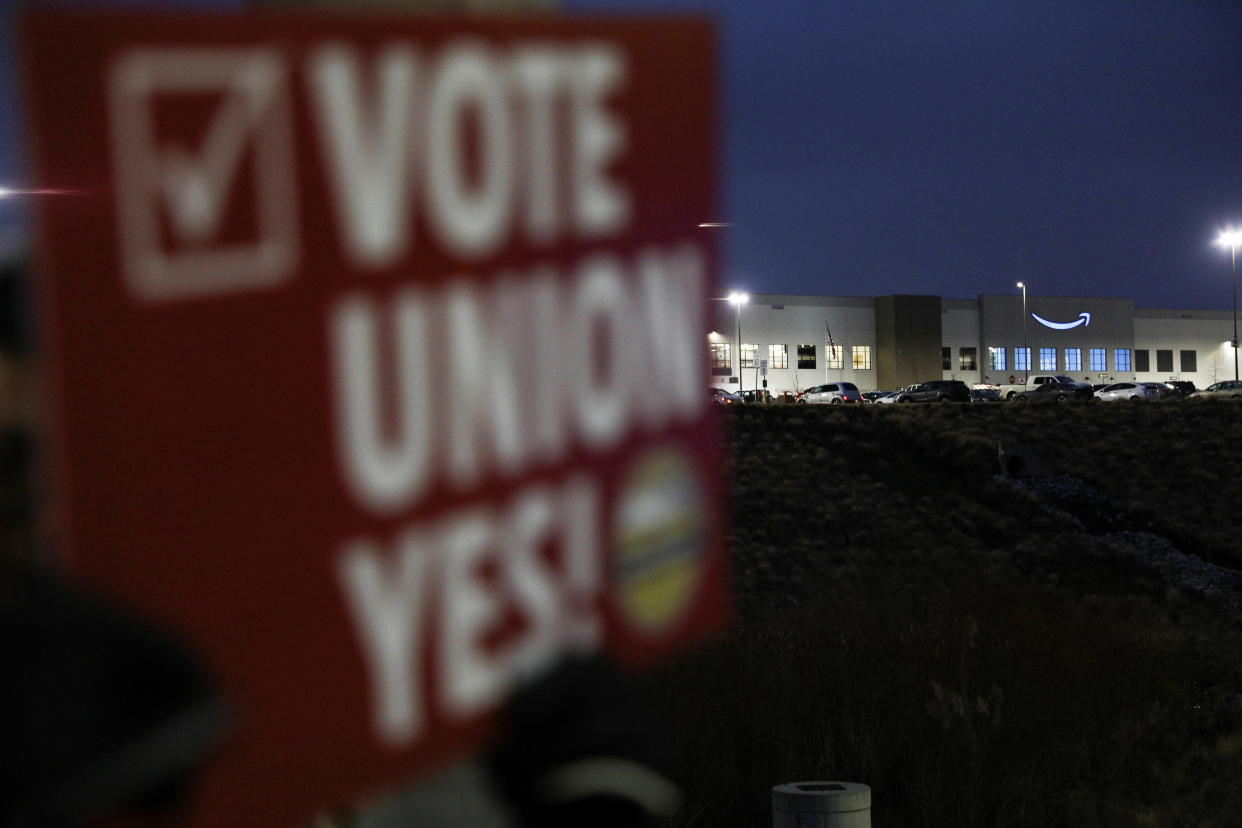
<box><xmin>646</xmin><ymin>400</ymin><xmax>1242</xmax><ymax>828</ymax></box>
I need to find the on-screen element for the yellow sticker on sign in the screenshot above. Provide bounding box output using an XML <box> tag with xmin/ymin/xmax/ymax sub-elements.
<box><xmin>613</xmin><ymin>448</ymin><xmax>706</xmax><ymax>632</ymax></box>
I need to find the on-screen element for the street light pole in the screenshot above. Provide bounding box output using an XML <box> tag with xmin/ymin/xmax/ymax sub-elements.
<box><xmin>728</xmin><ymin>291</ymin><xmax>749</xmax><ymax>394</ymax></box>
<box><xmin>736</xmin><ymin>301</ymin><xmax>743</xmax><ymax>395</ymax></box>
<box><xmin>1016</xmin><ymin>281</ymin><xmax>1028</xmax><ymax>384</ymax></box>
<box><xmin>1214</xmin><ymin>229</ymin><xmax>1242</xmax><ymax>382</ymax></box>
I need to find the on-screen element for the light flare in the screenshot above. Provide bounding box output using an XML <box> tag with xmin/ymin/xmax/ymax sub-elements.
<box><xmin>0</xmin><ymin>186</ymin><xmax>84</xmax><ymax>198</ymax></box>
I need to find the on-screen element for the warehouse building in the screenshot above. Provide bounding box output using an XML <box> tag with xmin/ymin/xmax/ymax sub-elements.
<box><xmin>708</xmin><ymin>293</ymin><xmax>1239</xmax><ymax>395</ymax></box>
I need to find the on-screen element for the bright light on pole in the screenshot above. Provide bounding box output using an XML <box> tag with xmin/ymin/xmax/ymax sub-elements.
<box><xmin>1215</xmin><ymin>228</ymin><xmax>1242</xmax><ymax>382</ymax></box>
<box><xmin>1016</xmin><ymin>281</ymin><xmax>1028</xmax><ymax>383</ymax></box>
<box><xmin>728</xmin><ymin>291</ymin><xmax>749</xmax><ymax>394</ymax></box>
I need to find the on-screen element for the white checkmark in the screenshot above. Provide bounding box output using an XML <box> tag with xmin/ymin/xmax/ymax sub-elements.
<box><xmin>110</xmin><ymin>46</ymin><xmax>299</xmax><ymax>301</ymax></box>
<box><xmin>158</xmin><ymin>57</ymin><xmax>281</xmax><ymax>243</ymax></box>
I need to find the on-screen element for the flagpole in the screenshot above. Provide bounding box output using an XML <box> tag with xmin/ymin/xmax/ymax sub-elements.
<box><xmin>824</xmin><ymin>319</ymin><xmax>836</xmax><ymax>383</ymax></box>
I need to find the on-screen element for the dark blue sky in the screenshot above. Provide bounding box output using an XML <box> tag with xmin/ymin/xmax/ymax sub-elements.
<box><xmin>3</xmin><ymin>1</ymin><xmax>1241</xmax><ymax>310</ymax></box>
<box><xmin>567</xmin><ymin>0</ymin><xmax>1242</xmax><ymax>310</ymax></box>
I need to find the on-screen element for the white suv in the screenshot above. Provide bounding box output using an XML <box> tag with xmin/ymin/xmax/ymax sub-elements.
<box><xmin>799</xmin><ymin>382</ymin><xmax>862</xmax><ymax>404</ymax></box>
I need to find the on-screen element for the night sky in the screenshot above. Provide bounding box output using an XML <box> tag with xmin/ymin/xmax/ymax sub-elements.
<box><xmin>2</xmin><ymin>0</ymin><xmax>1241</xmax><ymax>310</ymax></box>
<box><xmin>565</xmin><ymin>0</ymin><xmax>1242</xmax><ymax>310</ymax></box>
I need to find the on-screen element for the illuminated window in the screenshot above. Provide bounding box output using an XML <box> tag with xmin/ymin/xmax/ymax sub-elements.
<box><xmin>1089</xmin><ymin>348</ymin><xmax>1106</xmax><ymax>372</ymax></box>
<box><xmin>941</xmin><ymin>347</ymin><xmax>951</xmax><ymax>370</ymax></box>
<box><xmin>710</xmin><ymin>343</ymin><xmax>731</xmax><ymax>373</ymax></box>
<box><xmin>1014</xmin><ymin>348</ymin><xmax>1030</xmax><ymax>371</ymax></box>
<box><xmin>826</xmin><ymin>345</ymin><xmax>844</xmax><ymax>370</ymax></box>
<box><xmin>852</xmin><ymin>345</ymin><xmax>872</xmax><ymax>370</ymax></box>
<box><xmin>797</xmin><ymin>344</ymin><xmax>816</xmax><ymax>369</ymax></box>
<box><xmin>1039</xmin><ymin>348</ymin><xmax>1057</xmax><ymax>371</ymax></box>
<box><xmin>959</xmin><ymin>347</ymin><xmax>977</xmax><ymax>371</ymax></box>
<box><xmin>1064</xmin><ymin>348</ymin><xmax>1081</xmax><ymax>372</ymax></box>
<box><xmin>1180</xmin><ymin>350</ymin><xmax>1197</xmax><ymax>372</ymax></box>
<box><xmin>1114</xmin><ymin>349</ymin><xmax>1131</xmax><ymax>372</ymax></box>
<box><xmin>768</xmin><ymin>344</ymin><xmax>788</xmax><ymax>369</ymax></box>
<box><xmin>1135</xmin><ymin>349</ymin><xmax>1150</xmax><ymax>371</ymax></box>
<box><xmin>740</xmin><ymin>343</ymin><xmax>757</xmax><ymax>368</ymax></box>
<box><xmin>1156</xmin><ymin>350</ymin><xmax>1173</xmax><ymax>372</ymax></box>
<box><xmin>988</xmin><ymin>347</ymin><xmax>1006</xmax><ymax>371</ymax></box>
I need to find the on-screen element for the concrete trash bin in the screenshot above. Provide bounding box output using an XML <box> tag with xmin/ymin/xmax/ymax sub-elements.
<box><xmin>772</xmin><ymin>781</ymin><xmax>871</xmax><ymax>828</ymax></box>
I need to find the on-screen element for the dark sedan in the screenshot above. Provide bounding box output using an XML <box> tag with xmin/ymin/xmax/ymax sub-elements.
<box><xmin>896</xmin><ymin>380</ymin><xmax>971</xmax><ymax>403</ymax></box>
<box><xmin>1010</xmin><ymin>382</ymin><xmax>1093</xmax><ymax>403</ymax></box>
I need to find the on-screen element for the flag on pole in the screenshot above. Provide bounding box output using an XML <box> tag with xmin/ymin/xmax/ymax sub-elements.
<box><xmin>824</xmin><ymin>318</ymin><xmax>837</xmax><ymax>363</ymax></box>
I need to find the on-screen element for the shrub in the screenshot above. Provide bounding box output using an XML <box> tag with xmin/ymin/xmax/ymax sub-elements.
<box><xmin>644</xmin><ymin>403</ymin><xmax>1242</xmax><ymax>827</ymax></box>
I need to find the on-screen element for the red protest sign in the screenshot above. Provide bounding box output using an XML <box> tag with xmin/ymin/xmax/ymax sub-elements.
<box><xmin>22</xmin><ymin>8</ymin><xmax>723</xmax><ymax>824</ymax></box>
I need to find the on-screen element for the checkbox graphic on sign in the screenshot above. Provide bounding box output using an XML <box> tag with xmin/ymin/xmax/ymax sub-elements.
<box><xmin>109</xmin><ymin>47</ymin><xmax>299</xmax><ymax>301</ymax></box>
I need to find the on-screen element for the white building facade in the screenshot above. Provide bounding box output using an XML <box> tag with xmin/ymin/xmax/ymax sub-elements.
<box><xmin>709</xmin><ymin>293</ymin><xmax>1239</xmax><ymax>395</ymax></box>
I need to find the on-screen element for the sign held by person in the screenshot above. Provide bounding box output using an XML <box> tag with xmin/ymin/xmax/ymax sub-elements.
<box><xmin>23</xmin><ymin>9</ymin><xmax>723</xmax><ymax>825</ymax></box>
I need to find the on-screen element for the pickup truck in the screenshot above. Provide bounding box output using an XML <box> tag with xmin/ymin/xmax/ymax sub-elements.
<box><xmin>997</xmin><ymin>374</ymin><xmax>1093</xmax><ymax>400</ymax></box>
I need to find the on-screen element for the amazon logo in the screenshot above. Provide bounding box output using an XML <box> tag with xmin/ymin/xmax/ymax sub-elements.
<box><xmin>1032</xmin><ymin>311</ymin><xmax>1091</xmax><ymax>330</ymax></box>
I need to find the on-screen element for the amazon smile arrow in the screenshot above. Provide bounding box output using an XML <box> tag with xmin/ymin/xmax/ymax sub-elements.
<box><xmin>1032</xmin><ymin>311</ymin><xmax>1091</xmax><ymax>330</ymax></box>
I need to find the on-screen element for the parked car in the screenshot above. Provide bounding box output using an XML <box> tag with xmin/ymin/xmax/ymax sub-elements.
<box><xmin>1094</xmin><ymin>382</ymin><xmax>1161</xmax><ymax>402</ymax></box>
<box><xmin>799</xmin><ymin>382</ymin><xmax>862</xmax><ymax>404</ymax></box>
<box><xmin>873</xmin><ymin>390</ymin><xmax>904</xmax><ymax>404</ymax></box>
<box><xmin>969</xmin><ymin>384</ymin><xmax>1001</xmax><ymax>403</ymax></box>
<box><xmin>738</xmin><ymin>389</ymin><xmax>774</xmax><ymax>404</ymax></box>
<box><xmin>1197</xmin><ymin>380</ymin><xmax>1242</xmax><ymax>398</ymax></box>
<box><xmin>896</xmin><ymin>380</ymin><xmax>970</xmax><ymax>403</ymax></box>
<box><xmin>708</xmin><ymin>387</ymin><xmax>742</xmax><ymax>406</ymax></box>
<box><xmin>1165</xmin><ymin>380</ymin><xmax>1197</xmax><ymax>397</ymax></box>
<box><xmin>860</xmin><ymin>390</ymin><xmax>893</xmax><ymax>403</ymax></box>
<box><xmin>998</xmin><ymin>374</ymin><xmax>1093</xmax><ymax>400</ymax></box>
<box><xmin>1010</xmin><ymin>382</ymin><xmax>1092</xmax><ymax>403</ymax></box>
